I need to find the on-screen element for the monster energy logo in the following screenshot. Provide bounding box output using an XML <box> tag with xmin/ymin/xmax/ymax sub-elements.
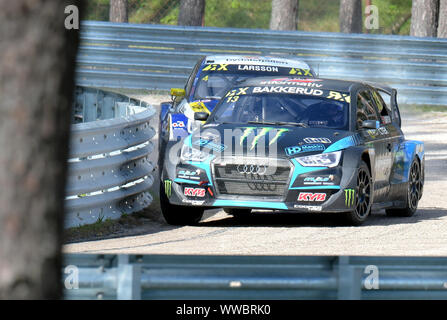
<box><xmin>164</xmin><ymin>180</ymin><xmax>172</xmax><ymax>198</ymax></box>
<box><xmin>240</xmin><ymin>127</ymin><xmax>289</xmax><ymax>150</ymax></box>
<box><xmin>345</xmin><ymin>189</ymin><xmax>355</xmax><ymax>207</ymax></box>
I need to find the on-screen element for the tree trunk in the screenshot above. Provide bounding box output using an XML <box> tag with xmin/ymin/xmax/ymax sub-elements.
<box><xmin>438</xmin><ymin>0</ymin><xmax>447</xmax><ymax>37</ymax></box>
<box><xmin>178</xmin><ymin>0</ymin><xmax>205</xmax><ymax>26</ymax></box>
<box><xmin>339</xmin><ymin>0</ymin><xmax>363</xmax><ymax>33</ymax></box>
<box><xmin>410</xmin><ymin>0</ymin><xmax>439</xmax><ymax>37</ymax></box>
<box><xmin>109</xmin><ymin>0</ymin><xmax>128</xmax><ymax>23</ymax></box>
<box><xmin>0</xmin><ymin>0</ymin><xmax>82</xmax><ymax>299</ymax></box>
<box><xmin>270</xmin><ymin>0</ymin><xmax>299</xmax><ymax>31</ymax></box>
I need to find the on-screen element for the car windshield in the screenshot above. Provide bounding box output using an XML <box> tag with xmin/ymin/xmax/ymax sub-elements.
<box><xmin>193</xmin><ymin>67</ymin><xmax>314</xmax><ymax>100</ymax></box>
<box><xmin>209</xmin><ymin>90</ymin><xmax>349</xmax><ymax>130</ymax></box>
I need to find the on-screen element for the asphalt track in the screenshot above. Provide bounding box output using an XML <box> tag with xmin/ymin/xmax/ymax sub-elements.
<box><xmin>64</xmin><ymin>98</ymin><xmax>447</xmax><ymax>256</ymax></box>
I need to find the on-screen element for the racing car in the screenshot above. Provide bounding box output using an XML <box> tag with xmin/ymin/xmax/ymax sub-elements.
<box><xmin>158</xmin><ymin>55</ymin><xmax>315</xmax><ymax>165</ymax></box>
<box><xmin>159</xmin><ymin>76</ymin><xmax>424</xmax><ymax>226</ymax></box>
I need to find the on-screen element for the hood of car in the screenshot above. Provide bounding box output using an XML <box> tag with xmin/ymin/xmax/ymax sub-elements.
<box><xmin>191</xmin><ymin>123</ymin><xmax>361</xmax><ymax>158</ymax></box>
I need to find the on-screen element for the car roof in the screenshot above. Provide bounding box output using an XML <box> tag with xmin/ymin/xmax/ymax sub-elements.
<box><xmin>203</xmin><ymin>54</ymin><xmax>312</xmax><ymax>69</ymax></box>
<box><xmin>237</xmin><ymin>76</ymin><xmax>366</xmax><ymax>92</ymax></box>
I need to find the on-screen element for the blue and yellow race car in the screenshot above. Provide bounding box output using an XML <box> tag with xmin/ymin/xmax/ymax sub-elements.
<box><xmin>160</xmin><ymin>76</ymin><xmax>424</xmax><ymax>226</ymax></box>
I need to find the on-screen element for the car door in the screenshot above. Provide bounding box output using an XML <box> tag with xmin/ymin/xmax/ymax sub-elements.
<box><xmin>355</xmin><ymin>88</ymin><xmax>394</xmax><ymax>202</ymax></box>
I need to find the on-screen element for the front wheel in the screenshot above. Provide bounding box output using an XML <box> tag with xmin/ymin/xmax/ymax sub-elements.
<box><xmin>386</xmin><ymin>159</ymin><xmax>422</xmax><ymax>217</ymax></box>
<box><xmin>343</xmin><ymin>161</ymin><xmax>372</xmax><ymax>226</ymax></box>
<box><xmin>159</xmin><ymin>181</ymin><xmax>204</xmax><ymax>225</ymax></box>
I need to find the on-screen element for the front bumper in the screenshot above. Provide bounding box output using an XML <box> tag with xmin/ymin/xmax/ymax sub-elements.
<box><xmin>162</xmin><ymin>156</ymin><xmax>360</xmax><ymax>213</ymax></box>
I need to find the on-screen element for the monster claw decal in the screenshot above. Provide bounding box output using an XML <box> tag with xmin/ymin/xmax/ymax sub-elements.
<box><xmin>269</xmin><ymin>128</ymin><xmax>289</xmax><ymax>145</ymax></box>
<box><xmin>345</xmin><ymin>188</ymin><xmax>355</xmax><ymax>207</ymax></box>
<box><xmin>240</xmin><ymin>127</ymin><xmax>256</xmax><ymax>145</ymax></box>
<box><xmin>251</xmin><ymin>128</ymin><xmax>274</xmax><ymax>150</ymax></box>
<box><xmin>164</xmin><ymin>180</ymin><xmax>172</xmax><ymax>198</ymax></box>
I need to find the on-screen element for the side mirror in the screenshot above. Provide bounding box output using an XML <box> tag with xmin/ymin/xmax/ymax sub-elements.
<box><xmin>361</xmin><ymin>120</ymin><xmax>380</xmax><ymax>129</ymax></box>
<box><xmin>170</xmin><ymin>88</ymin><xmax>186</xmax><ymax>97</ymax></box>
<box><xmin>194</xmin><ymin>112</ymin><xmax>209</xmax><ymax>121</ymax></box>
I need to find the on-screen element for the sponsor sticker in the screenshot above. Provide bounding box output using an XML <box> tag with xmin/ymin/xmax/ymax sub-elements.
<box><xmin>297</xmin><ymin>192</ymin><xmax>327</xmax><ymax>202</ymax></box>
<box><xmin>303</xmin><ymin>137</ymin><xmax>332</xmax><ymax>144</ymax></box>
<box><xmin>177</xmin><ymin>169</ymin><xmax>202</xmax><ymax>181</ymax></box>
<box><xmin>184</xmin><ymin>187</ymin><xmax>206</xmax><ymax>197</ymax></box>
<box><xmin>285</xmin><ymin>144</ymin><xmax>325</xmax><ymax>156</ymax></box>
<box><xmin>345</xmin><ymin>188</ymin><xmax>355</xmax><ymax>207</ymax></box>
<box><xmin>303</xmin><ymin>175</ymin><xmax>335</xmax><ymax>185</ymax></box>
<box><xmin>164</xmin><ymin>180</ymin><xmax>172</xmax><ymax>198</ymax></box>
<box><xmin>193</xmin><ymin>139</ymin><xmax>227</xmax><ymax>152</ymax></box>
<box><xmin>294</xmin><ymin>204</ymin><xmax>323</xmax><ymax>212</ymax></box>
<box><xmin>182</xmin><ymin>199</ymin><xmax>205</xmax><ymax>206</ymax></box>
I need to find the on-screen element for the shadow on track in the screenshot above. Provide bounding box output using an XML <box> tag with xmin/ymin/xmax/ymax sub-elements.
<box><xmin>197</xmin><ymin>207</ymin><xmax>447</xmax><ymax>228</ymax></box>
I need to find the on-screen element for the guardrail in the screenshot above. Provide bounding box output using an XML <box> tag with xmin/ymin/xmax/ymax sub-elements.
<box><xmin>63</xmin><ymin>254</ymin><xmax>447</xmax><ymax>300</ymax></box>
<box><xmin>65</xmin><ymin>87</ymin><xmax>156</xmax><ymax>228</ymax></box>
<box><xmin>76</xmin><ymin>21</ymin><xmax>447</xmax><ymax>105</ymax></box>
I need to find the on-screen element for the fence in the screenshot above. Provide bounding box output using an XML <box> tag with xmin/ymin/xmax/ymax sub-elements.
<box><xmin>76</xmin><ymin>21</ymin><xmax>447</xmax><ymax>105</ymax></box>
<box><xmin>63</xmin><ymin>254</ymin><xmax>447</xmax><ymax>300</ymax></box>
<box><xmin>65</xmin><ymin>87</ymin><xmax>156</xmax><ymax>228</ymax></box>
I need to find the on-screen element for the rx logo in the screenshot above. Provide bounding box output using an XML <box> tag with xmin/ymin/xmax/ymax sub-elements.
<box><xmin>202</xmin><ymin>64</ymin><xmax>228</xmax><ymax>71</ymax></box>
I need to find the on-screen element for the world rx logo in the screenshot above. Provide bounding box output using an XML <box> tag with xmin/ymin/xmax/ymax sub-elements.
<box><xmin>285</xmin><ymin>144</ymin><xmax>325</xmax><ymax>156</ymax></box>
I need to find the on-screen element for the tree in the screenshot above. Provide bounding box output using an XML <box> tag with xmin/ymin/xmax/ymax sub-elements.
<box><xmin>410</xmin><ymin>0</ymin><xmax>439</xmax><ymax>37</ymax></box>
<box><xmin>270</xmin><ymin>0</ymin><xmax>299</xmax><ymax>31</ymax></box>
<box><xmin>339</xmin><ymin>0</ymin><xmax>363</xmax><ymax>33</ymax></box>
<box><xmin>0</xmin><ymin>0</ymin><xmax>82</xmax><ymax>299</ymax></box>
<box><xmin>438</xmin><ymin>0</ymin><xmax>447</xmax><ymax>37</ymax></box>
<box><xmin>110</xmin><ymin>0</ymin><xmax>128</xmax><ymax>22</ymax></box>
<box><xmin>178</xmin><ymin>0</ymin><xmax>205</xmax><ymax>26</ymax></box>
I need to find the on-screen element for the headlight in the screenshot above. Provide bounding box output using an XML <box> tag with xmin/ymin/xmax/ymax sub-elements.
<box><xmin>296</xmin><ymin>151</ymin><xmax>342</xmax><ymax>167</ymax></box>
<box><xmin>180</xmin><ymin>144</ymin><xmax>209</xmax><ymax>162</ymax></box>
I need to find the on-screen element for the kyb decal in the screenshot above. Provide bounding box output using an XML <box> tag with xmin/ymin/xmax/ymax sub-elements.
<box><xmin>285</xmin><ymin>144</ymin><xmax>325</xmax><ymax>156</ymax></box>
<box><xmin>184</xmin><ymin>187</ymin><xmax>206</xmax><ymax>197</ymax></box>
<box><xmin>345</xmin><ymin>189</ymin><xmax>355</xmax><ymax>207</ymax></box>
<box><xmin>298</xmin><ymin>192</ymin><xmax>327</xmax><ymax>202</ymax></box>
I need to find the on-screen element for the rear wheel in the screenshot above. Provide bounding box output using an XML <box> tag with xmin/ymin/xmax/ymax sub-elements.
<box><xmin>224</xmin><ymin>208</ymin><xmax>252</xmax><ymax>220</ymax></box>
<box><xmin>344</xmin><ymin>161</ymin><xmax>372</xmax><ymax>226</ymax></box>
<box><xmin>386</xmin><ymin>159</ymin><xmax>422</xmax><ymax>217</ymax></box>
<box><xmin>159</xmin><ymin>181</ymin><xmax>204</xmax><ymax>225</ymax></box>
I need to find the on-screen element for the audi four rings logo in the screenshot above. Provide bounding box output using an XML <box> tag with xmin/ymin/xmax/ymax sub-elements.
<box><xmin>247</xmin><ymin>175</ymin><xmax>277</xmax><ymax>191</ymax></box>
<box><xmin>237</xmin><ymin>164</ymin><xmax>268</xmax><ymax>175</ymax></box>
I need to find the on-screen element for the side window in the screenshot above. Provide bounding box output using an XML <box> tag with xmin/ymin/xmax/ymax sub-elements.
<box><xmin>371</xmin><ymin>89</ymin><xmax>392</xmax><ymax>124</ymax></box>
<box><xmin>356</xmin><ymin>91</ymin><xmax>379</xmax><ymax>130</ymax></box>
<box><xmin>185</xmin><ymin>59</ymin><xmax>203</xmax><ymax>97</ymax></box>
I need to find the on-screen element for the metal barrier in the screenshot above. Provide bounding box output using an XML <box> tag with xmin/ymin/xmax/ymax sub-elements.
<box><xmin>63</xmin><ymin>254</ymin><xmax>447</xmax><ymax>300</ymax></box>
<box><xmin>76</xmin><ymin>21</ymin><xmax>447</xmax><ymax>105</ymax></box>
<box><xmin>65</xmin><ymin>87</ymin><xmax>156</xmax><ymax>228</ymax></box>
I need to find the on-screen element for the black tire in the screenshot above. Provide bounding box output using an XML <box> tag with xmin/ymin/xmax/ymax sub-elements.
<box><xmin>344</xmin><ymin>161</ymin><xmax>372</xmax><ymax>226</ymax></box>
<box><xmin>386</xmin><ymin>158</ymin><xmax>422</xmax><ymax>217</ymax></box>
<box><xmin>224</xmin><ymin>208</ymin><xmax>252</xmax><ymax>219</ymax></box>
<box><xmin>159</xmin><ymin>181</ymin><xmax>204</xmax><ymax>225</ymax></box>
